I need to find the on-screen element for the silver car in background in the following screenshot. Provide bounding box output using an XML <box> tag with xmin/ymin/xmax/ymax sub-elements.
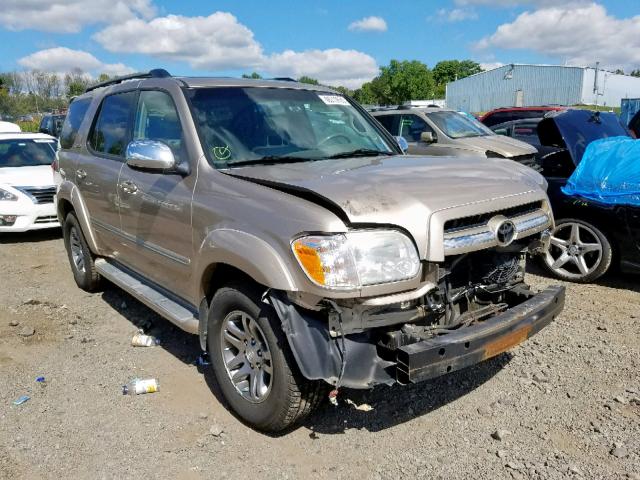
<box><xmin>372</xmin><ymin>107</ymin><xmax>539</xmax><ymax>167</ymax></box>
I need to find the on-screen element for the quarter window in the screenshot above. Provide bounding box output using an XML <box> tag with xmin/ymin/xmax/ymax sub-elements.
<box><xmin>89</xmin><ymin>92</ymin><xmax>136</xmax><ymax>157</ymax></box>
<box><xmin>60</xmin><ymin>98</ymin><xmax>92</xmax><ymax>149</ymax></box>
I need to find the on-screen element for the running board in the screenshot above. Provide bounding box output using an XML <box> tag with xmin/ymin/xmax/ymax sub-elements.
<box><xmin>94</xmin><ymin>259</ymin><xmax>199</xmax><ymax>334</ymax></box>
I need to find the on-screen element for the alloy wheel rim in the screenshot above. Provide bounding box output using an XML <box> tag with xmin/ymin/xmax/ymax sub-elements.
<box><xmin>220</xmin><ymin>310</ymin><xmax>272</xmax><ymax>403</ymax></box>
<box><xmin>69</xmin><ymin>227</ymin><xmax>86</xmax><ymax>273</ymax></box>
<box><xmin>544</xmin><ymin>222</ymin><xmax>603</xmax><ymax>279</ymax></box>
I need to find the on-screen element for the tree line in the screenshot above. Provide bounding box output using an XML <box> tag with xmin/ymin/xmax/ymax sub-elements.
<box><xmin>0</xmin><ymin>69</ymin><xmax>111</xmax><ymax>119</ymax></box>
<box><xmin>244</xmin><ymin>59</ymin><xmax>483</xmax><ymax>105</ymax></box>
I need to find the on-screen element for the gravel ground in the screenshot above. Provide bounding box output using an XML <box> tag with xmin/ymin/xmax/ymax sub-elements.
<box><xmin>0</xmin><ymin>230</ymin><xmax>638</xmax><ymax>480</ymax></box>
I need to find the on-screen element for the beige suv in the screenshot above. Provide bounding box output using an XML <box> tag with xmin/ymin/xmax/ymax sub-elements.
<box><xmin>55</xmin><ymin>70</ymin><xmax>564</xmax><ymax>431</ymax></box>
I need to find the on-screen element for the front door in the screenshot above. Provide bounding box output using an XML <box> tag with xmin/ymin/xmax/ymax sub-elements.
<box><xmin>117</xmin><ymin>90</ymin><xmax>195</xmax><ymax>300</ymax></box>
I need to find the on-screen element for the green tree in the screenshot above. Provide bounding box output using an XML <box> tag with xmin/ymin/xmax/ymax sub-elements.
<box><xmin>361</xmin><ymin>60</ymin><xmax>435</xmax><ymax>105</ymax></box>
<box><xmin>241</xmin><ymin>72</ymin><xmax>262</xmax><ymax>79</ymax></box>
<box><xmin>64</xmin><ymin>69</ymin><xmax>90</xmax><ymax>98</ymax></box>
<box><xmin>297</xmin><ymin>76</ymin><xmax>319</xmax><ymax>85</ymax></box>
<box><xmin>614</xmin><ymin>69</ymin><xmax>625</xmax><ymax>75</ymax></box>
<box><xmin>96</xmin><ymin>73</ymin><xmax>112</xmax><ymax>83</ymax></box>
<box><xmin>630</xmin><ymin>69</ymin><xmax>640</xmax><ymax>77</ymax></box>
<box><xmin>432</xmin><ymin>60</ymin><xmax>483</xmax><ymax>85</ymax></box>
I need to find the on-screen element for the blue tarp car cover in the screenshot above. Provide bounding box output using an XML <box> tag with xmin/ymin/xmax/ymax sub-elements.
<box><xmin>562</xmin><ymin>136</ymin><xmax>640</xmax><ymax>206</ymax></box>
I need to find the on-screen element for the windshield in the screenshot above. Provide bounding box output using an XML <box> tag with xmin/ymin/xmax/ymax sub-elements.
<box><xmin>0</xmin><ymin>138</ymin><xmax>57</xmax><ymax>167</ymax></box>
<box><xmin>187</xmin><ymin>87</ymin><xmax>394</xmax><ymax>167</ymax></box>
<box><xmin>428</xmin><ymin>111</ymin><xmax>494</xmax><ymax>139</ymax></box>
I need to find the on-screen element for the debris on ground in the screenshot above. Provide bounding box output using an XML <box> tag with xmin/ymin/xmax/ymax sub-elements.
<box><xmin>13</xmin><ymin>395</ymin><xmax>30</xmax><ymax>405</ymax></box>
<box><xmin>346</xmin><ymin>399</ymin><xmax>374</xmax><ymax>411</ymax></box>
<box><xmin>131</xmin><ymin>332</ymin><xmax>160</xmax><ymax>347</ymax></box>
<box><xmin>18</xmin><ymin>326</ymin><xmax>35</xmax><ymax>337</ymax></box>
<box><xmin>122</xmin><ymin>378</ymin><xmax>159</xmax><ymax>395</ymax></box>
<box><xmin>491</xmin><ymin>429</ymin><xmax>510</xmax><ymax>441</ymax></box>
<box><xmin>209</xmin><ymin>423</ymin><xmax>224</xmax><ymax>437</ymax></box>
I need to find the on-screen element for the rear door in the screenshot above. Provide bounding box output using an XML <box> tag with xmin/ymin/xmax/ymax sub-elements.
<box><xmin>77</xmin><ymin>91</ymin><xmax>136</xmax><ymax>253</ymax></box>
<box><xmin>117</xmin><ymin>89</ymin><xmax>196</xmax><ymax>299</ymax></box>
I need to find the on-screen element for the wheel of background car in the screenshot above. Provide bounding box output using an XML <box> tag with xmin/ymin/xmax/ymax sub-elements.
<box><xmin>62</xmin><ymin>212</ymin><xmax>102</xmax><ymax>292</ymax></box>
<box><xmin>543</xmin><ymin>218</ymin><xmax>613</xmax><ymax>283</ymax></box>
<box><xmin>317</xmin><ymin>133</ymin><xmax>351</xmax><ymax>147</ymax></box>
<box><xmin>207</xmin><ymin>283</ymin><xmax>325</xmax><ymax>432</ymax></box>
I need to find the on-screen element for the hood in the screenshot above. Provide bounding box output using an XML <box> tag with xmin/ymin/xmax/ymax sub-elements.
<box><xmin>226</xmin><ymin>155</ymin><xmax>546</xmax><ymax>225</ymax></box>
<box><xmin>0</xmin><ymin>165</ymin><xmax>56</xmax><ymax>187</ymax></box>
<box><xmin>539</xmin><ymin>110</ymin><xmax>630</xmax><ymax>163</ymax></box>
<box><xmin>454</xmin><ymin>134</ymin><xmax>538</xmax><ymax>157</ymax></box>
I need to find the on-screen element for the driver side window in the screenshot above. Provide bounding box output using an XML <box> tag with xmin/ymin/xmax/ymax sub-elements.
<box><xmin>400</xmin><ymin>114</ymin><xmax>434</xmax><ymax>143</ymax></box>
<box><xmin>133</xmin><ymin>90</ymin><xmax>185</xmax><ymax>163</ymax></box>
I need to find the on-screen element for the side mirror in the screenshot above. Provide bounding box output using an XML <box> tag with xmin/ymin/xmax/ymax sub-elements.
<box><xmin>420</xmin><ymin>131</ymin><xmax>435</xmax><ymax>143</ymax></box>
<box><xmin>125</xmin><ymin>139</ymin><xmax>176</xmax><ymax>171</ymax></box>
<box><xmin>394</xmin><ymin>136</ymin><xmax>409</xmax><ymax>153</ymax></box>
<box><xmin>39</xmin><ymin>127</ymin><xmax>50</xmax><ymax>135</ymax></box>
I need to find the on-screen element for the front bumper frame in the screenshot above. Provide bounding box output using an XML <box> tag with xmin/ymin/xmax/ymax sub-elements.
<box><xmin>396</xmin><ymin>285</ymin><xmax>565</xmax><ymax>383</ymax></box>
<box><xmin>268</xmin><ymin>285</ymin><xmax>565</xmax><ymax>389</ymax></box>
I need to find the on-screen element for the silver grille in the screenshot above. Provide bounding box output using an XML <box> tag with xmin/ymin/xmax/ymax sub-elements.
<box><xmin>17</xmin><ymin>186</ymin><xmax>56</xmax><ymax>205</ymax></box>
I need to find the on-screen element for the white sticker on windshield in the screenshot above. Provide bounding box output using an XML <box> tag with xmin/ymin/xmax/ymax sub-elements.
<box><xmin>318</xmin><ymin>95</ymin><xmax>350</xmax><ymax>106</ymax></box>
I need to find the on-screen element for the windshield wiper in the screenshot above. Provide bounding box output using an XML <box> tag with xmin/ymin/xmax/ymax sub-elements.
<box><xmin>225</xmin><ymin>155</ymin><xmax>316</xmax><ymax>167</ymax></box>
<box><xmin>324</xmin><ymin>148</ymin><xmax>394</xmax><ymax>159</ymax></box>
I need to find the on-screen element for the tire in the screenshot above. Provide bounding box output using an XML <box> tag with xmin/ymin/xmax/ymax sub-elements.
<box><xmin>542</xmin><ymin>218</ymin><xmax>613</xmax><ymax>283</ymax></box>
<box><xmin>207</xmin><ymin>283</ymin><xmax>325</xmax><ymax>432</ymax></box>
<box><xmin>63</xmin><ymin>212</ymin><xmax>102</xmax><ymax>292</ymax></box>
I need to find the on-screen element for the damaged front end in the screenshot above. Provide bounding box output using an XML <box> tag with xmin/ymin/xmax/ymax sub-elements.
<box><xmin>268</xmin><ymin>240</ymin><xmax>564</xmax><ymax>389</ymax></box>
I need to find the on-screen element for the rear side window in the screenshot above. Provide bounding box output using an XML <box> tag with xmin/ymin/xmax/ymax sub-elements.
<box><xmin>375</xmin><ymin>114</ymin><xmax>399</xmax><ymax>135</ymax></box>
<box><xmin>59</xmin><ymin>98</ymin><xmax>91</xmax><ymax>149</ymax></box>
<box><xmin>89</xmin><ymin>92</ymin><xmax>137</xmax><ymax>157</ymax></box>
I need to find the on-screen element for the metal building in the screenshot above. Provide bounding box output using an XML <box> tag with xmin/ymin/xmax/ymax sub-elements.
<box><xmin>446</xmin><ymin>64</ymin><xmax>640</xmax><ymax>113</ymax></box>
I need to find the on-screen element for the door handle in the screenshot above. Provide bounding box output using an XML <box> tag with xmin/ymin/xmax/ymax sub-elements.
<box><xmin>76</xmin><ymin>169</ymin><xmax>87</xmax><ymax>180</ymax></box>
<box><xmin>119</xmin><ymin>181</ymin><xmax>138</xmax><ymax>194</ymax></box>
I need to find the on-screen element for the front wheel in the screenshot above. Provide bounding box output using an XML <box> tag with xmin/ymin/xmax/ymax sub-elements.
<box><xmin>542</xmin><ymin>218</ymin><xmax>613</xmax><ymax>283</ymax></box>
<box><xmin>63</xmin><ymin>212</ymin><xmax>102</xmax><ymax>291</ymax></box>
<box><xmin>207</xmin><ymin>284</ymin><xmax>325</xmax><ymax>432</ymax></box>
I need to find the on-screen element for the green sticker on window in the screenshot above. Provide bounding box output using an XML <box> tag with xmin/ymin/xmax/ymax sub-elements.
<box><xmin>212</xmin><ymin>146</ymin><xmax>231</xmax><ymax>161</ymax></box>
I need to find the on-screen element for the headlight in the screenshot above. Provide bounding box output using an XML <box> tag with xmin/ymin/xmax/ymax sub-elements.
<box><xmin>292</xmin><ymin>230</ymin><xmax>420</xmax><ymax>289</ymax></box>
<box><xmin>0</xmin><ymin>187</ymin><xmax>18</xmax><ymax>201</ymax></box>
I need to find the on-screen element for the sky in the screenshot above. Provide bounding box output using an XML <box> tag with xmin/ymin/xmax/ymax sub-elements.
<box><xmin>0</xmin><ymin>0</ymin><xmax>638</xmax><ymax>89</ymax></box>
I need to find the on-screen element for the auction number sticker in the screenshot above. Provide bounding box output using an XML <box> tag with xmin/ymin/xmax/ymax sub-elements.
<box><xmin>318</xmin><ymin>95</ymin><xmax>350</xmax><ymax>106</ymax></box>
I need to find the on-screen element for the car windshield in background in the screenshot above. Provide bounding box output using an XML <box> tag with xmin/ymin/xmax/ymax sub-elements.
<box><xmin>428</xmin><ymin>111</ymin><xmax>494</xmax><ymax>139</ymax></box>
<box><xmin>0</xmin><ymin>138</ymin><xmax>57</xmax><ymax>167</ymax></box>
<box><xmin>187</xmin><ymin>87</ymin><xmax>393</xmax><ymax>167</ymax></box>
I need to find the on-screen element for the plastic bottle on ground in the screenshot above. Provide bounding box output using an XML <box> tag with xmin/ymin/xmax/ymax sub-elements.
<box><xmin>131</xmin><ymin>332</ymin><xmax>160</xmax><ymax>347</ymax></box>
<box><xmin>122</xmin><ymin>378</ymin><xmax>160</xmax><ymax>395</ymax></box>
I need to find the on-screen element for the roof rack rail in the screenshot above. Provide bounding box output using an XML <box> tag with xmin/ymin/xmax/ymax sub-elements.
<box><xmin>85</xmin><ymin>69</ymin><xmax>171</xmax><ymax>93</ymax></box>
<box><xmin>271</xmin><ymin>77</ymin><xmax>297</xmax><ymax>82</ymax></box>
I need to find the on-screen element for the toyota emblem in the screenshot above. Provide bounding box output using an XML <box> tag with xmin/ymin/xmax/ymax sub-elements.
<box><xmin>495</xmin><ymin>220</ymin><xmax>516</xmax><ymax>246</ymax></box>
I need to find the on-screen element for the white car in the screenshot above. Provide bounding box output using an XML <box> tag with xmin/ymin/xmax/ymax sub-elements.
<box><xmin>0</xmin><ymin>132</ymin><xmax>60</xmax><ymax>232</ymax></box>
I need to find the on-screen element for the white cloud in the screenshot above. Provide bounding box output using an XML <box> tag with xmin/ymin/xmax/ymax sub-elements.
<box><xmin>94</xmin><ymin>12</ymin><xmax>264</xmax><ymax>69</ymax></box>
<box><xmin>348</xmin><ymin>16</ymin><xmax>388</xmax><ymax>32</ymax></box>
<box><xmin>94</xmin><ymin>11</ymin><xmax>379</xmax><ymax>88</ymax></box>
<box><xmin>475</xmin><ymin>3</ymin><xmax>640</xmax><ymax>72</ymax></box>
<box><xmin>18</xmin><ymin>47</ymin><xmax>135</xmax><ymax>76</ymax></box>
<box><xmin>264</xmin><ymin>49</ymin><xmax>379</xmax><ymax>89</ymax></box>
<box><xmin>0</xmin><ymin>0</ymin><xmax>155</xmax><ymax>33</ymax></box>
<box><xmin>436</xmin><ymin>8</ymin><xmax>478</xmax><ymax>22</ymax></box>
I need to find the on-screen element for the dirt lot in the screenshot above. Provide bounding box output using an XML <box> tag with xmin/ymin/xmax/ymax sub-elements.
<box><xmin>0</xmin><ymin>230</ymin><xmax>638</xmax><ymax>480</ymax></box>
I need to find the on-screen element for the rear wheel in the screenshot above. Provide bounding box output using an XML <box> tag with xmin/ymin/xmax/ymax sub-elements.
<box><xmin>63</xmin><ymin>212</ymin><xmax>101</xmax><ymax>291</ymax></box>
<box><xmin>208</xmin><ymin>284</ymin><xmax>325</xmax><ymax>432</ymax></box>
<box><xmin>543</xmin><ymin>218</ymin><xmax>612</xmax><ymax>282</ymax></box>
